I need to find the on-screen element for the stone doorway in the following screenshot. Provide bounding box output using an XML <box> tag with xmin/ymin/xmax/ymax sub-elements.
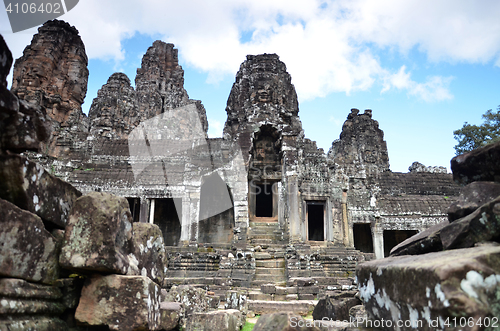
<box><xmin>353</xmin><ymin>223</ymin><xmax>373</xmax><ymax>253</ymax></box>
<box><xmin>383</xmin><ymin>230</ymin><xmax>418</xmax><ymax>257</ymax></box>
<box><xmin>153</xmin><ymin>198</ymin><xmax>182</xmax><ymax>246</ymax></box>
<box><xmin>249</xmin><ymin>181</ymin><xmax>278</xmax><ymax>222</ymax></box>
<box><xmin>307</xmin><ymin>201</ymin><xmax>325</xmax><ymax>241</ymax></box>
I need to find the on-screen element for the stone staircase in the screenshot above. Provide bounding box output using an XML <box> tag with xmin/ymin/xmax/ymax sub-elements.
<box><xmin>251</xmin><ymin>252</ymin><xmax>287</xmax><ymax>287</ymax></box>
<box><xmin>247</xmin><ymin>222</ymin><xmax>285</xmax><ymax>246</ymax></box>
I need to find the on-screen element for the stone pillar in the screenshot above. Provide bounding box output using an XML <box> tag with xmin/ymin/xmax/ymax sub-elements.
<box><xmin>180</xmin><ymin>195</ymin><xmax>191</xmax><ymax>244</ymax></box>
<box><xmin>341</xmin><ymin>191</ymin><xmax>350</xmax><ymax>247</ymax></box>
<box><xmin>325</xmin><ymin>200</ymin><xmax>333</xmax><ymax>242</ymax></box>
<box><xmin>288</xmin><ymin>176</ymin><xmax>302</xmax><ymax>242</ymax></box>
<box><xmin>139</xmin><ymin>198</ymin><xmax>149</xmax><ymax>223</ymax></box>
<box><xmin>148</xmin><ymin>198</ymin><xmax>155</xmax><ymax>224</ymax></box>
<box><xmin>372</xmin><ymin>218</ymin><xmax>384</xmax><ymax>259</ymax></box>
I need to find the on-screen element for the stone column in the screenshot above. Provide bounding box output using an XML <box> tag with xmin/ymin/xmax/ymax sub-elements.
<box><xmin>288</xmin><ymin>176</ymin><xmax>302</xmax><ymax>242</ymax></box>
<box><xmin>341</xmin><ymin>191</ymin><xmax>350</xmax><ymax>247</ymax></box>
<box><xmin>325</xmin><ymin>200</ymin><xmax>333</xmax><ymax>242</ymax></box>
<box><xmin>180</xmin><ymin>195</ymin><xmax>190</xmax><ymax>244</ymax></box>
<box><xmin>139</xmin><ymin>197</ymin><xmax>149</xmax><ymax>223</ymax></box>
<box><xmin>372</xmin><ymin>218</ymin><xmax>384</xmax><ymax>259</ymax></box>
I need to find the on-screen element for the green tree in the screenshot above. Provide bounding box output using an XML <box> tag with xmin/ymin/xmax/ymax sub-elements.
<box><xmin>453</xmin><ymin>106</ymin><xmax>500</xmax><ymax>155</ymax></box>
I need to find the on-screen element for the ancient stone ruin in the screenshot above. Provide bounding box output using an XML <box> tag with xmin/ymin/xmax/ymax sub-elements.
<box><xmin>6</xmin><ymin>19</ymin><xmax>499</xmax><ymax>331</ymax></box>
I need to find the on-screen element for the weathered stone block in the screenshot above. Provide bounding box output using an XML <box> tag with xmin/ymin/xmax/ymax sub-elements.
<box><xmin>59</xmin><ymin>192</ymin><xmax>133</xmax><ymax>274</ymax></box>
<box><xmin>297</xmin><ymin>285</ymin><xmax>319</xmax><ymax>294</ymax></box>
<box><xmin>390</xmin><ymin>220</ymin><xmax>449</xmax><ymax>256</ymax></box>
<box><xmin>297</xmin><ymin>293</ymin><xmax>315</xmax><ymax>300</ymax></box>
<box><xmin>293</xmin><ymin>277</ymin><xmax>315</xmax><ymax>287</ymax></box>
<box><xmin>164</xmin><ymin>285</ymin><xmax>209</xmax><ymax>319</ymax></box>
<box><xmin>0</xmin><ymin>198</ymin><xmax>59</xmax><ymax>284</ymax></box>
<box><xmin>0</xmin><ymin>89</ymin><xmax>50</xmax><ymax>153</ymax></box>
<box><xmin>448</xmin><ymin>181</ymin><xmax>500</xmax><ymax>222</ymax></box>
<box><xmin>0</xmin><ymin>154</ymin><xmax>81</xmax><ymax>228</ymax></box>
<box><xmin>312</xmin><ymin>296</ymin><xmax>361</xmax><ymax>322</ymax></box>
<box><xmin>357</xmin><ymin>245</ymin><xmax>500</xmax><ymax>329</ymax></box>
<box><xmin>75</xmin><ymin>274</ymin><xmax>161</xmax><ymax>331</ymax></box>
<box><xmin>253</xmin><ymin>312</ymin><xmax>320</xmax><ymax>331</ymax></box>
<box><xmin>0</xmin><ymin>317</ymin><xmax>68</xmax><ymax>331</ymax></box>
<box><xmin>0</xmin><ymin>278</ymin><xmax>62</xmax><ymax>300</ymax></box>
<box><xmin>261</xmin><ymin>283</ymin><xmax>276</xmax><ymax>294</ymax></box>
<box><xmin>349</xmin><ymin>305</ymin><xmax>367</xmax><ymax>324</ymax></box>
<box><xmin>186</xmin><ymin>309</ymin><xmax>242</xmax><ymax>331</ymax></box>
<box><xmin>127</xmin><ymin>222</ymin><xmax>167</xmax><ymax>285</ymax></box>
<box><xmin>224</xmin><ymin>289</ymin><xmax>248</xmax><ymax>315</ymax></box>
<box><xmin>0</xmin><ymin>34</ymin><xmax>13</xmax><ymax>87</ymax></box>
<box><xmin>440</xmin><ymin>195</ymin><xmax>500</xmax><ymax>250</ymax></box>
<box><xmin>160</xmin><ymin>302</ymin><xmax>181</xmax><ymax>331</ymax></box>
<box><xmin>451</xmin><ymin>141</ymin><xmax>500</xmax><ymax>184</ymax></box>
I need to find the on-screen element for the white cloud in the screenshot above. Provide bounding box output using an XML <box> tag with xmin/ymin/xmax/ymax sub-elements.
<box><xmin>382</xmin><ymin>66</ymin><xmax>453</xmax><ymax>102</ymax></box>
<box><xmin>2</xmin><ymin>0</ymin><xmax>500</xmax><ymax>100</ymax></box>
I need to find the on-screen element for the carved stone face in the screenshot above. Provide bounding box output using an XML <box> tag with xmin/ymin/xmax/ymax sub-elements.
<box><xmin>252</xmin><ymin>80</ymin><xmax>273</xmax><ymax>103</ymax></box>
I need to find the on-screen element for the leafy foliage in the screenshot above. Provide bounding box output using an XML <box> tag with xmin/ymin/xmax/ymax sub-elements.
<box><xmin>453</xmin><ymin>106</ymin><xmax>500</xmax><ymax>155</ymax></box>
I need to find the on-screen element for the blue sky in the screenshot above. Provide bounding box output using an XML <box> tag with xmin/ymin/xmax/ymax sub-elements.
<box><xmin>2</xmin><ymin>0</ymin><xmax>500</xmax><ymax>172</ymax></box>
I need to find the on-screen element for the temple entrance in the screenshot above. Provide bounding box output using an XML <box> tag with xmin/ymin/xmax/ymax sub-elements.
<box><xmin>353</xmin><ymin>223</ymin><xmax>373</xmax><ymax>253</ymax></box>
<box><xmin>153</xmin><ymin>198</ymin><xmax>182</xmax><ymax>246</ymax></box>
<box><xmin>256</xmin><ymin>183</ymin><xmax>273</xmax><ymax>217</ymax></box>
<box><xmin>383</xmin><ymin>230</ymin><xmax>418</xmax><ymax>257</ymax></box>
<box><xmin>307</xmin><ymin>201</ymin><xmax>325</xmax><ymax>241</ymax></box>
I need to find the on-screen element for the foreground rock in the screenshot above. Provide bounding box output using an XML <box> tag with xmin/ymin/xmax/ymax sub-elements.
<box><xmin>312</xmin><ymin>295</ymin><xmax>361</xmax><ymax>322</ymax></box>
<box><xmin>0</xmin><ymin>154</ymin><xmax>81</xmax><ymax>228</ymax></box>
<box><xmin>252</xmin><ymin>312</ymin><xmax>320</xmax><ymax>331</ymax></box>
<box><xmin>128</xmin><ymin>222</ymin><xmax>167</xmax><ymax>285</ymax></box>
<box><xmin>447</xmin><ymin>181</ymin><xmax>500</xmax><ymax>222</ymax></box>
<box><xmin>186</xmin><ymin>309</ymin><xmax>242</xmax><ymax>331</ymax></box>
<box><xmin>75</xmin><ymin>274</ymin><xmax>161</xmax><ymax>331</ymax></box>
<box><xmin>160</xmin><ymin>302</ymin><xmax>181</xmax><ymax>331</ymax></box>
<box><xmin>440</xmin><ymin>195</ymin><xmax>500</xmax><ymax>250</ymax></box>
<box><xmin>0</xmin><ymin>198</ymin><xmax>59</xmax><ymax>284</ymax></box>
<box><xmin>391</xmin><ymin>195</ymin><xmax>500</xmax><ymax>255</ymax></box>
<box><xmin>357</xmin><ymin>245</ymin><xmax>500</xmax><ymax>329</ymax></box>
<box><xmin>164</xmin><ymin>285</ymin><xmax>211</xmax><ymax>319</ymax></box>
<box><xmin>451</xmin><ymin>141</ymin><xmax>500</xmax><ymax>184</ymax></box>
<box><xmin>59</xmin><ymin>192</ymin><xmax>133</xmax><ymax>274</ymax></box>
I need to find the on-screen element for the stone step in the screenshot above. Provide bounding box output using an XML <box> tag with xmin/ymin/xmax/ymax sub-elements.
<box><xmin>249</xmin><ymin>222</ymin><xmax>279</xmax><ymax>227</ymax></box>
<box><xmin>251</xmin><ymin>280</ymin><xmax>287</xmax><ymax>288</ymax></box>
<box><xmin>254</xmin><ymin>267</ymin><xmax>285</xmax><ymax>276</ymax></box>
<box><xmin>248</xmin><ymin>291</ymin><xmax>273</xmax><ymax>301</ymax></box>
<box><xmin>253</xmin><ymin>274</ymin><xmax>287</xmax><ymax>282</ymax></box>
<box><xmin>248</xmin><ymin>300</ymin><xmax>317</xmax><ymax>315</ymax></box>
<box><xmin>255</xmin><ymin>259</ymin><xmax>285</xmax><ymax>268</ymax></box>
<box><xmin>250</xmin><ymin>239</ymin><xmax>274</xmax><ymax>245</ymax></box>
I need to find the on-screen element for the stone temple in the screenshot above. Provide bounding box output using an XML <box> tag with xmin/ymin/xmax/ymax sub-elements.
<box><xmin>9</xmin><ymin>20</ymin><xmax>495</xmax><ymax>330</ymax></box>
<box><xmin>12</xmin><ymin>20</ymin><xmax>461</xmax><ymax>273</ymax></box>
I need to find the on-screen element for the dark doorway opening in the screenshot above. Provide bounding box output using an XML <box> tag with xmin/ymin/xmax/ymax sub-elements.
<box><xmin>154</xmin><ymin>198</ymin><xmax>182</xmax><ymax>246</ymax></box>
<box><xmin>307</xmin><ymin>202</ymin><xmax>324</xmax><ymax>241</ymax></box>
<box><xmin>127</xmin><ymin>198</ymin><xmax>140</xmax><ymax>223</ymax></box>
<box><xmin>256</xmin><ymin>183</ymin><xmax>273</xmax><ymax>217</ymax></box>
<box><xmin>353</xmin><ymin>223</ymin><xmax>373</xmax><ymax>253</ymax></box>
<box><xmin>383</xmin><ymin>230</ymin><xmax>418</xmax><ymax>257</ymax></box>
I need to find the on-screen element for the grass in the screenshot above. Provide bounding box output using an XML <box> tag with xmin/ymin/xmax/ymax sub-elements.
<box><xmin>242</xmin><ymin>321</ymin><xmax>255</xmax><ymax>331</ymax></box>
